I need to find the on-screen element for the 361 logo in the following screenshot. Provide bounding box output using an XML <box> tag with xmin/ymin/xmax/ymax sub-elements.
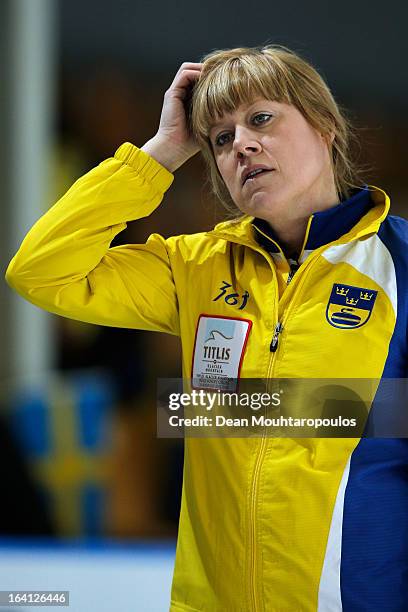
<box><xmin>213</xmin><ymin>281</ymin><xmax>249</xmax><ymax>310</ymax></box>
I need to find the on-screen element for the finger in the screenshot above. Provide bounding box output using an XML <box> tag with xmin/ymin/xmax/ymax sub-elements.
<box><xmin>176</xmin><ymin>62</ymin><xmax>203</xmax><ymax>71</ymax></box>
<box><xmin>170</xmin><ymin>63</ymin><xmax>202</xmax><ymax>86</ymax></box>
<box><xmin>168</xmin><ymin>69</ymin><xmax>202</xmax><ymax>97</ymax></box>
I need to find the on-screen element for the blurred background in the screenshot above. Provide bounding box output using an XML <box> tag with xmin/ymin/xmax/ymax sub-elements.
<box><xmin>0</xmin><ymin>0</ymin><xmax>407</xmax><ymax>609</ymax></box>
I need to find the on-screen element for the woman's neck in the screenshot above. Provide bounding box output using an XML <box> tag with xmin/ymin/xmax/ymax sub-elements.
<box><xmin>264</xmin><ymin>181</ymin><xmax>339</xmax><ymax>260</ymax></box>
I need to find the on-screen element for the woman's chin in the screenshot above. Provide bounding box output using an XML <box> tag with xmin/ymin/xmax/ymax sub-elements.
<box><xmin>238</xmin><ymin>191</ymin><xmax>281</xmax><ymax>218</ymax></box>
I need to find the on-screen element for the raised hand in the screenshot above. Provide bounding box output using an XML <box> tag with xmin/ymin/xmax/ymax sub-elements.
<box><xmin>142</xmin><ymin>62</ymin><xmax>203</xmax><ymax>172</ymax></box>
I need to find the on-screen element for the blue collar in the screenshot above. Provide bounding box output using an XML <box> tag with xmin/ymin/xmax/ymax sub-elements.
<box><xmin>253</xmin><ymin>186</ymin><xmax>374</xmax><ymax>255</ymax></box>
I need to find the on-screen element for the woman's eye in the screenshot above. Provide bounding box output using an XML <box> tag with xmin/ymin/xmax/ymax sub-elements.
<box><xmin>215</xmin><ymin>132</ymin><xmax>233</xmax><ymax>147</ymax></box>
<box><xmin>252</xmin><ymin>113</ymin><xmax>272</xmax><ymax>125</ymax></box>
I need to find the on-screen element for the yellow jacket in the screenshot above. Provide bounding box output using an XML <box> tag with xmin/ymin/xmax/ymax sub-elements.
<box><xmin>6</xmin><ymin>143</ymin><xmax>408</xmax><ymax>612</ymax></box>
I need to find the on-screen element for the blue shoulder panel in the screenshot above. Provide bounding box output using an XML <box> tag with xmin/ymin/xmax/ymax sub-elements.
<box><xmin>378</xmin><ymin>215</ymin><xmax>408</xmax><ymax>377</ymax></box>
<box><xmin>340</xmin><ymin>215</ymin><xmax>408</xmax><ymax>610</ymax></box>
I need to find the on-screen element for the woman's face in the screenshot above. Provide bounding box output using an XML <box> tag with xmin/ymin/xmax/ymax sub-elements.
<box><xmin>209</xmin><ymin>98</ymin><xmax>336</xmax><ymax>222</ymax></box>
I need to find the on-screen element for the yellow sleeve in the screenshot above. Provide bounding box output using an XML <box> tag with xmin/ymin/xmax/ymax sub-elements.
<box><xmin>5</xmin><ymin>142</ymin><xmax>181</xmax><ymax>335</ymax></box>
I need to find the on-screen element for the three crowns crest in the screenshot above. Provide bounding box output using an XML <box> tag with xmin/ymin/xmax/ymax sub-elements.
<box><xmin>336</xmin><ymin>286</ymin><xmax>374</xmax><ymax>304</ymax></box>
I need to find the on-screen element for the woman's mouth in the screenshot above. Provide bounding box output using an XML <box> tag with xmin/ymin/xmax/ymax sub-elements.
<box><xmin>242</xmin><ymin>168</ymin><xmax>274</xmax><ymax>186</ymax></box>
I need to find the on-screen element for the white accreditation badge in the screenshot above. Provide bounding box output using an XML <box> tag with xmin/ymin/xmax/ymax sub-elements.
<box><xmin>191</xmin><ymin>314</ymin><xmax>252</xmax><ymax>391</ymax></box>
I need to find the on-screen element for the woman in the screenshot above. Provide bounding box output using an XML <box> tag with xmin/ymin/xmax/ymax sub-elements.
<box><xmin>6</xmin><ymin>46</ymin><xmax>408</xmax><ymax>611</ymax></box>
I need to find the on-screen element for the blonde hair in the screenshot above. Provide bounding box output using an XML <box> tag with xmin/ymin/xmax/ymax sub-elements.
<box><xmin>190</xmin><ymin>45</ymin><xmax>363</xmax><ymax>213</ymax></box>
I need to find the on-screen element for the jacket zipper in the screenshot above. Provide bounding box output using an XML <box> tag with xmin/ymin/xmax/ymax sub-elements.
<box><xmin>249</xmin><ymin>434</ymin><xmax>267</xmax><ymax>612</ymax></box>
<box><xmin>269</xmin><ymin>261</ymin><xmax>298</xmax><ymax>352</ymax></box>
<box><xmin>269</xmin><ymin>321</ymin><xmax>283</xmax><ymax>352</ymax></box>
<box><xmin>248</xmin><ymin>253</ymin><xmax>280</xmax><ymax>612</ymax></box>
<box><xmin>287</xmin><ymin>260</ymin><xmax>300</xmax><ymax>285</ymax></box>
<box><xmin>248</xmin><ymin>250</ymin><xmax>322</xmax><ymax>612</ymax></box>
<box><xmin>209</xmin><ymin>232</ymin><xmax>327</xmax><ymax>612</ymax></box>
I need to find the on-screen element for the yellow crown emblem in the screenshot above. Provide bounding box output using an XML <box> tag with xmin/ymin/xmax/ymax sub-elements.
<box><xmin>336</xmin><ymin>287</ymin><xmax>349</xmax><ymax>296</ymax></box>
<box><xmin>346</xmin><ymin>297</ymin><xmax>359</xmax><ymax>306</ymax></box>
<box><xmin>360</xmin><ymin>292</ymin><xmax>373</xmax><ymax>301</ymax></box>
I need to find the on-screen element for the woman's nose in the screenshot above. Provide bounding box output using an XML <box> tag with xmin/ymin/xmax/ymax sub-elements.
<box><xmin>233</xmin><ymin>128</ymin><xmax>262</xmax><ymax>157</ymax></box>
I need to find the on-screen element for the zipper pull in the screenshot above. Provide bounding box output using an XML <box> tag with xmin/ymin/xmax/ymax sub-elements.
<box><xmin>287</xmin><ymin>261</ymin><xmax>299</xmax><ymax>285</ymax></box>
<box><xmin>270</xmin><ymin>322</ymin><xmax>283</xmax><ymax>352</ymax></box>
